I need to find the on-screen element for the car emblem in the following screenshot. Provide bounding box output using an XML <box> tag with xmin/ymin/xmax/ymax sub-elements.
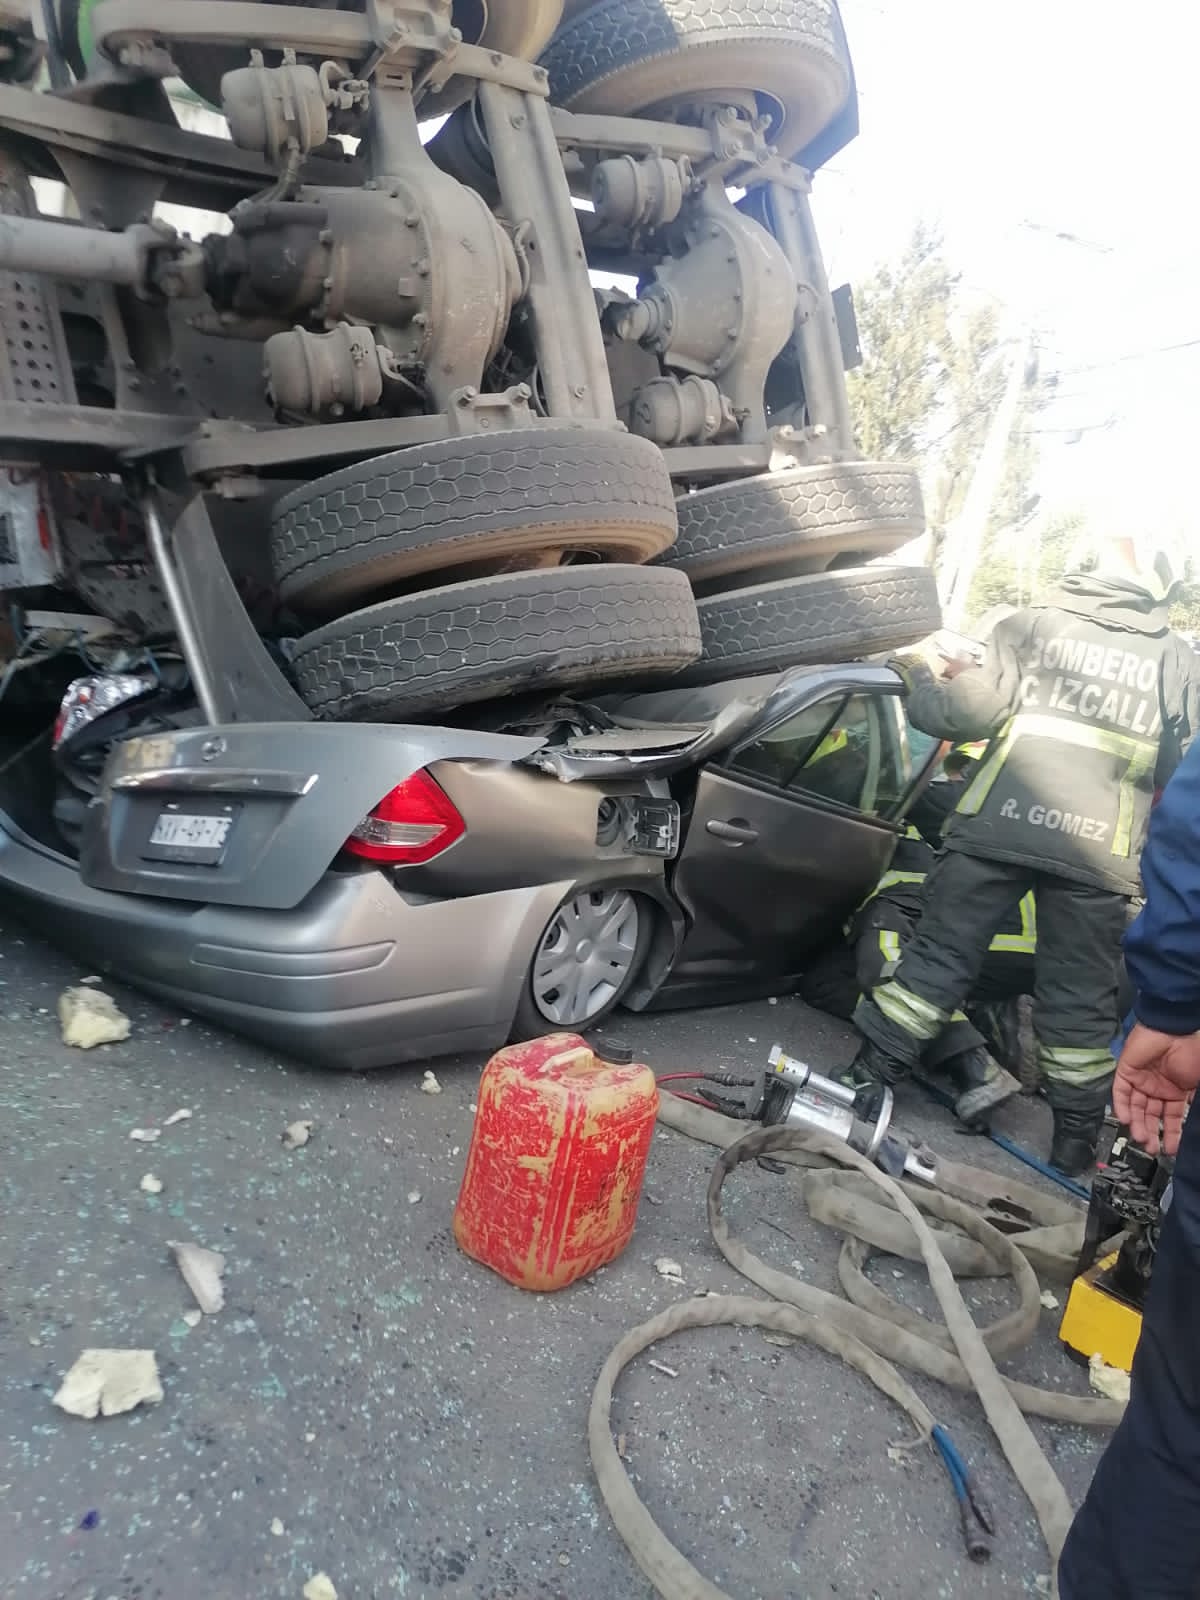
<box><xmin>201</xmin><ymin>737</ymin><xmax>227</xmax><ymax>762</ymax></box>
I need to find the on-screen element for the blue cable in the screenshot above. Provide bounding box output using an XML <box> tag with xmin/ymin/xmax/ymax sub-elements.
<box><xmin>987</xmin><ymin>1128</ymin><xmax>1091</xmax><ymax>1203</ymax></box>
<box><xmin>932</xmin><ymin>1425</ymin><xmax>971</xmax><ymax>1494</ymax></box>
<box><xmin>915</xmin><ymin>1079</ymin><xmax>1092</xmax><ymax>1201</ymax></box>
<box><xmin>932</xmin><ymin>1424</ymin><xmax>994</xmax><ymax>1561</ymax></box>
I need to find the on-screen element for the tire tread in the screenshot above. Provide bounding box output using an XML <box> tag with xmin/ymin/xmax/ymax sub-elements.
<box><xmin>665</xmin><ymin>461</ymin><xmax>924</xmax><ymax>583</ymax></box>
<box><xmin>292</xmin><ymin>564</ymin><xmax>702</xmax><ymax>721</ymax></box>
<box><xmin>271</xmin><ymin>429</ymin><xmax>678</xmax><ymax>610</ymax></box>
<box><xmin>678</xmin><ymin>565</ymin><xmax>940</xmax><ymax>686</ymax></box>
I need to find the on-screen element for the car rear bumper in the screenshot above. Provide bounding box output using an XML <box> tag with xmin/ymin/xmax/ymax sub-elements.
<box><xmin>0</xmin><ymin>813</ymin><xmax>569</xmax><ymax>1068</ymax></box>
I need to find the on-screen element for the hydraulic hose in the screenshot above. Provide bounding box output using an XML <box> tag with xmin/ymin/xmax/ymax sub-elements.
<box><xmin>588</xmin><ymin>1094</ymin><xmax>1124</xmax><ymax>1600</ymax></box>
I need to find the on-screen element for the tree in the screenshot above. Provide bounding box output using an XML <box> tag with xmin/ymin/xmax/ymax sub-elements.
<box><xmin>846</xmin><ymin>225</ymin><xmax>1047</xmax><ymax>550</ymax></box>
<box><xmin>846</xmin><ymin>221</ymin><xmax>955</xmax><ymax>463</ymax></box>
<box><xmin>966</xmin><ymin>513</ymin><xmax>1087</xmax><ymax>620</ymax></box>
<box><xmin>1169</xmin><ymin>564</ymin><xmax>1200</xmax><ymax>635</ymax></box>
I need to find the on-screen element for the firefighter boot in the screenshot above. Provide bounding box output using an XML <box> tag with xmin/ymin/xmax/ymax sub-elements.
<box><xmin>840</xmin><ymin>1038</ymin><xmax>909</xmax><ymax>1093</ymax></box>
<box><xmin>1050</xmin><ymin>1103</ymin><xmax>1108</xmax><ymax>1177</ymax></box>
<box><xmin>966</xmin><ymin>998</ymin><xmax>1024</xmax><ymax>1076</ymax></box>
<box><xmin>1046</xmin><ymin>1077</ymin><xmax>1112</xmax><ymax>1176</ymax></box>
<box><xmin>938</xmin><ymin>1046</ymin><xmax>1020</xmax><ymax>1129</ymax></box>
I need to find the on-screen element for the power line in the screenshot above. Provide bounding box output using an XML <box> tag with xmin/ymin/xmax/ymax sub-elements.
<box><xmin>1057</xmin><ymin>337</ymin><xmax>1200</xmax><ymax>377</ymax></box>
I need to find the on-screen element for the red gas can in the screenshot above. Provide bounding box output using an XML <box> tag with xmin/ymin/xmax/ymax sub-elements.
<box><xmin>453</xmin><ymin>1032</ymin><xmax>659</xmax><ymax>1291</ymax></box>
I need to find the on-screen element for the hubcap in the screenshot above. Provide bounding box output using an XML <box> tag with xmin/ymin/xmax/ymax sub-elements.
<box><xmin>532</xmin><ymin>889</ymin><xmax>640</xmax><ymax>1026</ymax></box>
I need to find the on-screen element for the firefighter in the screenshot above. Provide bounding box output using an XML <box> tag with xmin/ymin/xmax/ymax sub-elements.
<box><xmin>849</xmin><ymin>537</ymin><xmax>1200</xmax><ymax>1175</ymax></box>
<box><xmin>800</xmin><ymin>824</ymin><xmax>1032</xmax><ymax>1125</ymax></box>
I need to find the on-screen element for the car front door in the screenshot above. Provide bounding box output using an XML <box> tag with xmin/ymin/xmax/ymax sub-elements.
<box><xmin>668</xmin><ymin>687</ymin><xmax>916</xmax><ymax>992</ymax></box>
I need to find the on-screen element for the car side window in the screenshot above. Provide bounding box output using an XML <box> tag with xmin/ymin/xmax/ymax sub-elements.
<box><xmin>789</xmin><ymin>693</ymin><xmax>875</xmax><ymax>809</ymax></box>
<box><xmin>728</xmin><ymin>692</ymin><xmax>914</xmax><ymax>814</ymax></box>
<box><xmin>874</xmin><ymin>696</ymin><xmax>917</xmax><ymax>814</ymax></box>
<box><xmin>788</xmin><ymin>694</ymin><xmax>913</xmax><ymax>815</ymax></box>
<box><xmin>727</xmin><ymin>697</ymin><xmax>847</xmax><ymax>789</ymax></box>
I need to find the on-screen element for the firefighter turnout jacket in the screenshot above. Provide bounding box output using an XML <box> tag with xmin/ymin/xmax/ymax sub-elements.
<box><xmin>900</xmin><ymin>574</ymin><xmax>1200</xmax><ymax>895</ymax></box>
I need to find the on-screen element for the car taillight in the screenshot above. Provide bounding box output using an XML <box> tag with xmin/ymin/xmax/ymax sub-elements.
<box><xmin>344</xmin><ymin>770</ymin><xmax>465</xmax><ymax>864</ymax></box>
<box><xmin>53</xmin><ymin>673</ymin><xmax>155</xmax><ymax>749</ymax></box>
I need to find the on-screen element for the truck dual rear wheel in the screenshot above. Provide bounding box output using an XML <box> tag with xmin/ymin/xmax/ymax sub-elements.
<box><xmin>675</xmin><ymin>565</ymin><xmax>941</xmax><ymax>686</ymax></box>
<box><xmin>662</xmin><ymin>462</ymin><xmax>926</xmax><ymax>590</ymax></box>
<box><xmin>291</xmin><ymin>563</ymin><xmax>702</xmax><ymax>721</ymax></box>
<box><xmin>271</xmin><ymin>428</ymin><xmax>680</xmax><ymax>614</ymax></box>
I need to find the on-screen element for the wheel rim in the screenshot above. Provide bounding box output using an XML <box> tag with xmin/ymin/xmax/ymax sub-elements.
<box><xmin>532</xmin><ymin>889</ymin><xmax>640</xmax><ymax>1026</ymax></box>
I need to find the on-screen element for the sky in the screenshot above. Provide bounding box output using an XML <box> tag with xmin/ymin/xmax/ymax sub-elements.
<box><xmin>812</xmin><ymin>0</ymin><xmax>1200</xmax><ymax>546</ymax></box>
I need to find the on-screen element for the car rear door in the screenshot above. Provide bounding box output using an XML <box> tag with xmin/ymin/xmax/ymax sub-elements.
<box><xmin>669</xmin><ymin>686</ymin><xmax>916</xmax><ymax>988</ymax></box>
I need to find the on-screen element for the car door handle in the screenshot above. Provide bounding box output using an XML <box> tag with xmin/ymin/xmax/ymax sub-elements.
<box><xmin>706</xmin><ymin>818</ymin><xmax>759</xmax><ymax>845</ymax></box>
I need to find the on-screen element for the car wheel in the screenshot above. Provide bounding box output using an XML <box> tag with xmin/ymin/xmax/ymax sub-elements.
<box><xmin>512</xmin><ymin>886</ymin><xmax>651</xmax><ymax>1037</ymax></box>
<box><xmin>674</xmin><ymin>564</ymin><xmax>941</xmax><ymax>686</ymax></box>
<box><xmin>539</xmin><ymin>0</ymin><xmax>852</xmax><ymax>159</ymax></box>
<box><xmin>661</xmin><ymin>462</ymin><xmax>925</xmax><ymax>590</ymax></box>
<box><xmin>271</xmin><ymin>428</ymin><xmax>679</xmax><ymax>614</ymax></box>
<box><xmin>291</xmin><ymin>563</ymin><xmax>702</xmax><ymax>720</ymax></box>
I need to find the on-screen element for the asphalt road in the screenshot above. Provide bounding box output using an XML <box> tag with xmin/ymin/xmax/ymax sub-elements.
<box><xmin>0</xmin><ymin>910</ymin><xmax>1109</xmax><ymax>1600</ymax></box>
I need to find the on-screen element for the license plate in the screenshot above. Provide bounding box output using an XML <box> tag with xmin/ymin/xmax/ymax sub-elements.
<box><xmin>142</xmin><ymin>802</ymin><xmax>238</xmax><ymax>865</ymax></box>
<box><xmin>150</xmin><ymin>813</ymin><xmax>233</xmax><ymax>850</ymax></box>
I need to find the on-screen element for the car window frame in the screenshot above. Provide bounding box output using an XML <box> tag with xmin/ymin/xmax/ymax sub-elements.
<box><xmin>718</xmin><ymin>685</ymin><xmax>915</xmax><ymax>826</ymax></box>
<box><xmin>724</xmin><ymin>693</ymin><xmax>848</xmax><ymax>792</ymax></box>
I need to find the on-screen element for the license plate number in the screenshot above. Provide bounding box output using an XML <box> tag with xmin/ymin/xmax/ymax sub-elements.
<box><xmin>149</xmin><ymin>812</ymin><xmax>234</xmax><ymax>851</ymax></box>
<box><xmin>142</xmin><ymin>802</ymin><xmax>239</xmax><ymax>865</ymax></box>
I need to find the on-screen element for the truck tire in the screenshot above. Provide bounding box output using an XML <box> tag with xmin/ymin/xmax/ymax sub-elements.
<box><xmin>662</xmin><ymin>462</ymin><xmax>925</xmax><ymax>588</ymax></box>
<box><xmin>291</xmin><ymin>565</ymin><xmax>702</xmax><ymax>721</ymax></box>
<box><xmin>271</xmin><ymin>428</ymin><xmax>679</xmax><ymax>614</ymax></box>
<box><xmin>540</xmin><ymin>0</ymin><xmax>852</xmax><ymax>158</ymax></box>
<box><xmin>674</xmin><ymin>565</ymin><xmax>941</xmax><ymax>686</ymax></box>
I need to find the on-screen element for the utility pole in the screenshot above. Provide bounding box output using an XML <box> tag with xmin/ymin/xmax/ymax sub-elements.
<box><xmin>938</xmin><ymin>335</ymin><xmax>1034</xmax><ymax>628</ymax></box>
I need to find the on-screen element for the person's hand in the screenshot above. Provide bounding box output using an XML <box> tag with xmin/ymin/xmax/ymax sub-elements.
<box><xmin>939</xmin><ymin>653</ymin><xmax>977</xmax><ymax>681</ymax></box>
<box><xmin>1113</xmin><ymin>1023</ymin><xmax>1200</xmax><ymax>1155</ymax></box>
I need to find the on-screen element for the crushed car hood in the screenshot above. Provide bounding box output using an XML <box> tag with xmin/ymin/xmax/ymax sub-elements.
<box><xmin>520</xmin><ymin>673</ymin><xmax>798</xmax><ymax>781</ymax></box>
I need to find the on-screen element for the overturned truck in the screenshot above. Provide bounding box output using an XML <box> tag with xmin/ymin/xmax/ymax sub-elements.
<box><xmin>0</xmin><ymin>0</ymin><xmax>935</xmax><ymax>726</ymax></box>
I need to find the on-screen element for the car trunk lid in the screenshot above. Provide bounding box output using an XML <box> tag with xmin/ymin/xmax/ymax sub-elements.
<box><xmin>80</xmin><ymin>721</ymin><xmax>544</xmax><ymax>909</ymax></box>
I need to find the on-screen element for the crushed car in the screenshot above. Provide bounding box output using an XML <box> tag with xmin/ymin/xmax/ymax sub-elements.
<box><xmin>0</xmin><ymin>658</ymin><xmax>941</xmax><ymax>1066</ymax></box>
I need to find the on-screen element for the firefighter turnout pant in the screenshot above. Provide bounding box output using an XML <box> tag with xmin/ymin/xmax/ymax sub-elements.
<box><xmin>801</xmin><ymin>897</ymin><xmax>1034</xmax><ymax>1070</ymax></box>
<box><xmin>1058</xmin><ymin>1103</ymin><xmax>1200</xmax><ymax>1597</ymax></box>
<box><xmin>853</xmin><ymin>851</ymin><xmax>1124</xmax><ymax>1111</ymax></box>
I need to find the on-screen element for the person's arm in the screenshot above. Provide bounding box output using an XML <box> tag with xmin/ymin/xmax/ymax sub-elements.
<box><xmin>1126</xmin><ymin>737</ymin><xmax>1200</xmax><ymax>1034</ymax></box>
<box><xmin>1158</xmin><ymin>638</ymin><xmax>1200</xmax><ymax>778</ymax></box>
<box><xmin>1114</xmin><ymin>739</ymin><xmax>1200</xmax><ymax>1153</ymax></box>
<box><xmin>896</xmin><ymin>613</ymin><xmax>1027</xmax><ymax>744</ymax></box>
